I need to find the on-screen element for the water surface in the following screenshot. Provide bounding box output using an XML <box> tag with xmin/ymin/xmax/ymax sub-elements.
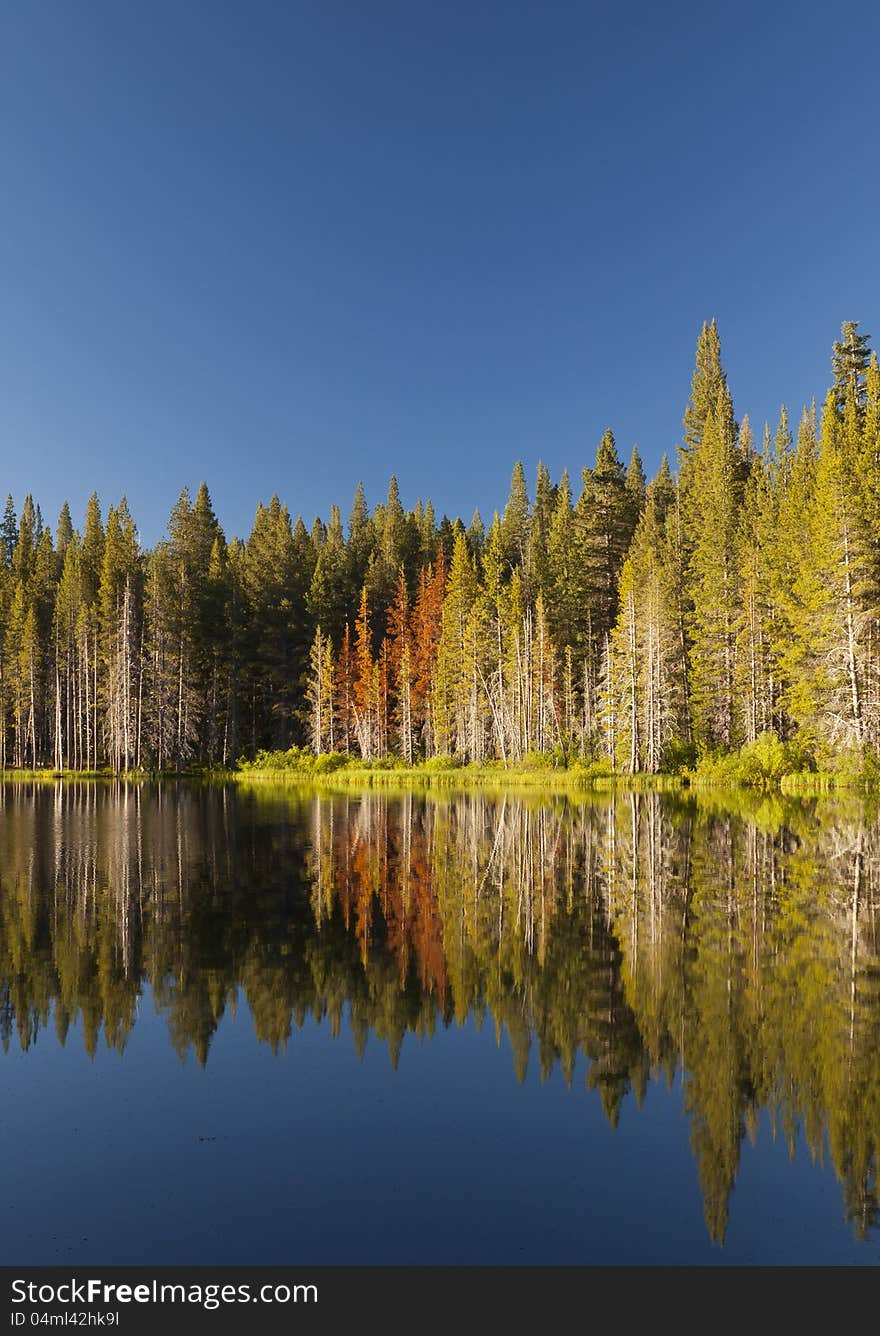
<box><xmin>1</xmin><ymin>782</ymin><xmax>879</xmax><ymax>1264</ymax></box>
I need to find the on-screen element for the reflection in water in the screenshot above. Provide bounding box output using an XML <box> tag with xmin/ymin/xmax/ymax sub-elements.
<box><xmin>1</xmin><ymin>782</ymin><xmax>879</xmax><ymax>1246</ymax></box>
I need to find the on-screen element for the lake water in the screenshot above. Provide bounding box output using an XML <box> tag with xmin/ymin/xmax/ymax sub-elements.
<box><xmin>1</xmin><ymin>781</ymin><xmax>879</xmax><ymax>1265</ymax></box>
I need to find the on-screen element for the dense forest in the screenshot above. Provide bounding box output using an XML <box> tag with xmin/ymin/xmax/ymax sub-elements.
<box><xmin>1</xmin><ymin>319</ymin><xmax>878</xmax><ymax>774</ymax></box>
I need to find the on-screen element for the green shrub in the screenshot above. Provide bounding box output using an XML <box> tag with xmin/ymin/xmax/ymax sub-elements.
<box><xmin>417</xmin><ymin>754</ymin><xmax>462</xmax><ymax>772</ymax></box>
<box><xmin>520</xmin><ymin>750</ymin><xmax>558</xmax><ymax>771</ymax></box>
<box><xmin>661</xmin><ymin>738</ymin><xmax>697</xmax><ymax>775</ymax></box>
<box><xmin>861</xmin><ymin>748</ymin><xmax>880</xmax><ymax>790</ymax></box>
<box><xmin>312</xmin><ymin>751</ymin><xmax>351</xmax><ymax>773</ymax></box>
<box><xmin>694</xmin><ymin>732</ymin><xmax>816</xmax><ymax>789</ymax></box>
<box><xmin>367</xmin><ymin>755</ymin><xmax>406</xmax><ymax>771</ymax></box>
<box><xmin>823</xmin><ymin>745</ymin><xmax>880</xmax><ymax>791</ymax></box>
<box><xmin>567</xmin><ymin>756</ymin><xmax>614</xmax><ymax>784</ymax></box>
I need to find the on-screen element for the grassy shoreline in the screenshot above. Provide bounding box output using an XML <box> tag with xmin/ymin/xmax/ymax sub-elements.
<box><xmin>232</xmin><ymin>764</ymin><xmax>686</xmax><ymax>793</ymax></box>
<box><xmin>1</xmin><ymin>760</ymin><xmax>875</xmax><ymax>797</ymax></box>
<box><xmin>0</xmin><ymin>763</ymin><xmax>681</xmax><ymax>792</ymax></box>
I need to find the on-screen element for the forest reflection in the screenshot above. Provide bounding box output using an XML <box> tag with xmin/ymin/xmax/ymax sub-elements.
<box><xmin>1</xmin><ymin>781</ymin><xmax>879</xmax><ymax>1246</ymax></box>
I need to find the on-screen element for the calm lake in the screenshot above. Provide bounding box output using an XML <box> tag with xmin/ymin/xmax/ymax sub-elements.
<box><xmin>1</xmin><ymin>781</ymin><xmax>879</xmax><ymax>1265</ymax></box>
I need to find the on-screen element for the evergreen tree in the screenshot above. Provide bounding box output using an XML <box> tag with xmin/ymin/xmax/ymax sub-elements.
<box><xmin>411</xmin><ymin>546</ymin><xmax>446</xmax><ymax>755</ymax></box>
<box><xmin>307</xmin><ymin>504</ymin><xmax>349</xmax><ymax>646</ymax></box>
<box><xmin>12</xmin><ymin>496</ymin><xmax>37</xmax><ymax>585</ymax></box>
<box><xmin>686</xmin><ymin>390</ymin><xmax>745</xmax><ymax>751</ymax></box>
<box><xmin>385</xmin><ymin>568</ymin><xmax>414</xmax><ymax>763</ymax></box>
<box><xmin>465</xmin><ymin>508</ymin><xmax>485</xmax><ymax>555</ymax></box>
<box><xmin>81</xmin><ymin>493</ymin><xmax>105</xmax><ymax>613</ymax></box>
<box><xmin>576</xmin><ymin>430</ymin><xmax>634</xmax><ymax>642</ymax></box>
<box><xmin>530</xmin><ymin>461</ymin><xmax>555</xmax><ymax>605</ymax></box>
<box><xmin>546</xmin><ymin>471</ymin><xmax>578</xmax><ymax>647</ymax></box>
<box><xmin>606</xmin><ymin>486</ymin><xmax>688</xmax><ymax>771</ymax></box>
<box><xmin>774</xmin><ymin>404</ymin><xmax>819</xmax><ymax>734</ymax></box>
<box><xmin>99</xmin><ymin>500</ymin><xmax>142</xmax><ymax>771</ymax></box>
<box><xmin>433</xmin><ymin>533</ymin><xmax>478</xmax><ymax>759</ymax></box>
<box><xmin>625</xmin><ymin>445</ymin><xmax>647</xmax><ymax>528</ymax></box>
<box><xmin>832</xmin><ymin>321</ymin><xmax>872</xmax><ymax>419</ymax></box>
<box><xmin>500</xmin><ymin>461</ymin><xmax>531</xmax><ymax>576</ymax></box>
<box><xmin>1</xmin><ymin>496</ymin><xmax>16</xmax><ymax>567</ymax></box>
<box><xmin>791</xmin><ymin>392</ymin><xmax>873</xmax><ymax>749</ymax></box>
<box><xmin>307</xmin><ymin>625</ymin><xmax>335</xmax><ymax>755</ymax></box>
<box><xmin>55</xmin><ymin>502</ymin><xmax>74</xmax><ymax>567</ymax></box>
<box><xmin>352</xmin><ymin>585</ymin><xmax>376</xmax><ymax>760</ymax></box>
<box><xmin>682</xmin><ymin>318</ymin><xmax>733</xmax><ymax>460</ymax></box>
<box><xmin>735</xmin><ymin>419</ymin><xmax>781</xmax><ymax>742</ymax></box>
<box><xmin>347</xmin><ymin>481</ymin><xmax>371</xmax><ymax>596</ymax></box>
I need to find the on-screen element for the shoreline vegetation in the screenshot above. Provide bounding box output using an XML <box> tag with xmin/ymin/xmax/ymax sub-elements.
<box><xmin>2</xmin><ymin>321</ymin><xmax>879</xmax><ymax>785</ymax></box>
<box><xmin>3</xmin><ymin>732</ymin><xmax>880</xmax><ymax>796</ymax></box>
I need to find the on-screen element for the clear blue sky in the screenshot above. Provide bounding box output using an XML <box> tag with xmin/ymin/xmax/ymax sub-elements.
<box><xmin>1</xmin><ymin>1</ymin><xmax>877</xmax><ymax>544</ymax></box>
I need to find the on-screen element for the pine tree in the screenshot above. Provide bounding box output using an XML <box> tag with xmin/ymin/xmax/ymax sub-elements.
<box><xmin>605</xmin><ymin>487</ymin><xmax>688</xmax><ymax>771</ymax></box>
<box><xmin>0</xmin><ymin>496</ymin><xmax>16</xmax><ymax>567</ymax></box>
<box><xmin>500</xmin><ymin>461</ymin><xmax>531</xmax><ymax>577</ymax></box>
<box><xmin>99</xmin><ymin>500</ymin><xmax>142</xmax><ymax>771</ymax></box>
<box><xmin>367</xmin><ymin>476</ymin><xmax>411</xmax><ymax>619</ymax></box>
<box><xmin>530</xmin><ymin>461</ymin><xmax>555</xmax><ymax>606</ymax></box>
<box><xmin>81</xmin><ymin>493</ymin><xmax>105</xmax><ymax>606</ymax></box>
<box><xmin>239</xmin><ymin>497</ymin><xmax>305</xmax><ymax>752</ymax></box>
<box><xmin>571</xmin><ymin>430</ymin><xmax>637</xmax><ymax>752</ymax></box>
<box><xmin>165</xmin><ymin>488</ymin><xmax>200</xmax><ymax>766</ymax></box>
<box><xmin>625</xmin><ymin>445</ymin><xmax>647</xmax><ymax>526</ymax></box>
<box><xmin>55</xmin><ymin>502</ymin><xmax>74</xmax><ymax>566</ymax></box>
<box><xmin>347</xmin><ymin>481</ymin><xmax>371</xmax><ymax>597</ymax></box>
<box><xmin>205</xmin><ymin>533</ymin><xmax>233</xmax><ymax>763</ymax></box>
<box><xmin>307</xmin><ymin>504</ymin><xmax>349</xmax><ymax>646</ymax></box>
<box><xmin>3</xmin><ymin>582</ymin><xmax>29</xmax><ymax>766</ymax></box>
<box><xmin>385</xmin><ymin>568</ymin><xmax>414</xmax><ymax>763</ymax></box>
<box><xmin>143</xmin><ymin>542</ymin><xmax>178</xmax><ymax>770</ymax></box>
<box><xmin>681</xmin><ymin>318</ymin><xmax>734</xmax><ymax>460</ymax></box>
<box><xmin>12</xmin><ymin>496</ymin><xmax>37</xmax><ymax>585</ymax></box>
<box><xmin>865</xmin><ymin>351</ymin><xmax>880</xmax><ymax>451</ymax></box>
<box><xmin>576</xmin><ymin>430</ymin><xmax>635</xmax><ymax>642</ymax></box>
<box><xmin>792</xmin><ymin>392</ymin><xmax>873</xmax><ymax>749</ymax></box>
<box><xmin>307</xmin><ymin>626</ymin><xmax>335</xmax><ymax>755</ymax></box>
<box><xmin>774</xmin><ymin>404</ymin><xmax>819</xmax><ymax>734</ymax></box>
<box><xmin>352</xmin><ymin>586</ymin><xmax>375</xmax><ymax>760</ymax></box>
<box><xmin>735</xmin><ymin>418</ymin><xmax>782</xmax><ymax>742</ymax></box>
<box><xmin>334</xmin><ymin>622</ymin><xmax>357</xmax><ymax>755</ymax></box>
<box><xmin>18</xmin><ymin>602</ymin><xmax>40</xmax><ymax>768</ymax></box>
<box><xmin>832</xmin><ymin>321</ymin><xmax>872</xmax><ymax>419</ymax></box>
<box><xmin>686</xmin><ymin>390</ymin><xmax>745</xmax><ymax>751</ymax></box>
<box><xmin>53</xmin><ymin>536</ymin><xmax>82</xmax><ymax>769</ymax></box>
<box><xmin>433</xmin><ymin>534</ymin><xmax>478</xmax><ymax>759</ymax></box>
<box><xmin>546</xmin><ymin>471</ymin><xmax>578</xmax><ymax>647</ymax></box>
<box><xmin>465</xmin><ymin>509</ymin><xmax>485</xmax><ymax>555</ymax></box>
<box><xmin>411</xmin><ymin>545</ymin><xmax>446</xmax><ymax>755</ymax></box>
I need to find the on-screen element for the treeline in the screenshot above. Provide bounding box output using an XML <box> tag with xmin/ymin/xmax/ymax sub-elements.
<box><xmin>1</xmin><ymin>319</ymin><xmax>878</xmax><ymax>773</ymax></box>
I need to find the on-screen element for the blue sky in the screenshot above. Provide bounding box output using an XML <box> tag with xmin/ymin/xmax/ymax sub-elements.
<box><xmin>1</xmin><ymin>1</ymin><xmax>877</xmax><ymax>544</ymax></box>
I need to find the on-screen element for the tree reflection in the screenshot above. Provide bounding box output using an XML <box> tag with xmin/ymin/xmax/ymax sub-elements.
<box><xmin>1</xmin><ymin>780</ymin><xmax>878</xmax><ymax>1243</ymax></box>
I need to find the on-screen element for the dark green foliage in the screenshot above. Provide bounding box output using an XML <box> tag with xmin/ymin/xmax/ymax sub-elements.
<box><xmin>0</xmin><ymin>496</ymin><xmax>16</xmax><ymax>566</ymax></box>
<box><xmin>832</xmin><ymin>320</ymin><xmax>872</xmax><ymax>417</ymax></box>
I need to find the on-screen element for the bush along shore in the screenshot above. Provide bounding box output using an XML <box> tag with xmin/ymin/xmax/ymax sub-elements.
<box><xmin>230</xmin><ymin>734</ymin><xmax>880</xmax><ymax>795</ymax></box>
<box><xmin>5</xmin><ymin>729</ymin><xmax>880</xmax><ymax>795</ymax></box>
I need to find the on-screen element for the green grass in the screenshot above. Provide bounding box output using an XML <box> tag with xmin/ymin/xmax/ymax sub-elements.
<box><xmin>233</xmin><ymin>750</ymin><xmax>686</xmax><ymax>793</ymax></box>
<box><xmin>5</xmin><ymin>734</ymin><xmax>880</xmax><ymax>797</ymax></box>
<box><xmin>0</xmin><ymin>767</ymin><xmax>114</xmax><ymax>781</ymax></box>
<box><xmin>0</xmin><ymin>766</ymin><xmax>236</xmax><ymax>783</ymax></box>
